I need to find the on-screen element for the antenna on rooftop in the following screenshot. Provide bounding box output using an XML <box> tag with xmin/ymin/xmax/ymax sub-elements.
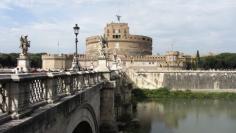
<box><xmin>116</xmin><ymin>15</ymin><xmax>121</xmax><ymax>23</ymax></box>
<box><xmin>57</xmin><ymin>41</ymin><xmax>60</xmax><ymax>54</ymax></box>
<box><xmin>171</xmin><ymin>43</ymin><xmax>174</xmax><ymax>51</ymax></box>
<box><xmin>171</xmin><ymin>39</ymin><xmax>176</xmax><ymax>51</ymax></box>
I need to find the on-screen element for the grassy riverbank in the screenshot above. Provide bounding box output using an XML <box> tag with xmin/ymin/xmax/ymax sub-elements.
<box><xmin>132</xmin><ymin>88</ymin><xmax>236</xmax><ymax>101</ymax></box>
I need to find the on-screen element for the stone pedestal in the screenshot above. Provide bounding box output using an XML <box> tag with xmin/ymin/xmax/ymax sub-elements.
<box><xmin>94</xmin><ymin>57</ymin><xmax>110</xmax><ymax>72</ymax></box>
<box><xmin>110</xmin><ymin>62</ymin><xmax>118</xmax><ymax>71</ymax></box>
<box><xmin>70</xmin><ymin>56</ymin><xmax>80</xmax><ymax>71</ymax></box>
<box><xmin>71</xmin><ymin>61</ymin><xmax>79</xmax><ymax>70</ymax></box>
<box><xmin>17</xmin><ymin>55</ymin><xmax>30</xmax><ymax>73</ymax></box>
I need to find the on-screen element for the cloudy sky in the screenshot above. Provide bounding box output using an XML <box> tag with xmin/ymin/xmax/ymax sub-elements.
<box><xmin>0</xmin><ymin>0</ymin><xmax>236</xmax><ymax>55</ymax></box>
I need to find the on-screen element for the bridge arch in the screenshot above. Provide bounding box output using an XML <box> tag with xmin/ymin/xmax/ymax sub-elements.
<box><xmin>66</xmin><ymin>104</ymin><xmax>99</xmax><ymax>133</ymax></box>
<box><xmin>72</xmin><ymin>121</ymin><xmax>92</xmax><ymax>133</ymax></box>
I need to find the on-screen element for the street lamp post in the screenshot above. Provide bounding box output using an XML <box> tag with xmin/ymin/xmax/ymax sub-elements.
<box><xmin>71</xmin><ymin>24</ymin><xmax>80</xmax><ymax>71</ymax></box>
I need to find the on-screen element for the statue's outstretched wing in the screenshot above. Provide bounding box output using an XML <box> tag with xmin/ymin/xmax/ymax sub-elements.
<box><xmin>20</xmin><ymin>36</ymin><xmax>24</xmax><ymax>48</ymax></box>
<box><xmin>99</xmin><ymin>35</ymin><xmax>108</xmax><ymax>48</ymax></box>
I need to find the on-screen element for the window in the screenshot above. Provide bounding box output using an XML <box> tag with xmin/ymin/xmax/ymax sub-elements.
<box><xmin>113</xmin><ymin>35</ymin><xmax>121</xmax><ymax>39</ymax></box>
<box><xmin>115</xmin><ymin>29</ymin><xmax>119</xmax><ymax>34</ymax></box>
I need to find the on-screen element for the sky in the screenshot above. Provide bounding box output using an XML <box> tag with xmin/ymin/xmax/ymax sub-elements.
<box><xmin>0</xmin><ymin>0</ymin><xmax>236</xmax><ymax>55</ymax></box>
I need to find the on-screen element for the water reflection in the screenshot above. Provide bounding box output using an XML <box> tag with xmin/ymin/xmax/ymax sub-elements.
<box><xmin>131</xmin><ymin>99</ymin><xmax>236</xmax><ymax>133</ymax></box>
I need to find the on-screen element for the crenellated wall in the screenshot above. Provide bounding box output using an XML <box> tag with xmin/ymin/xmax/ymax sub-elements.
<box><xmin>41</xmin><ymin>51</ymin><xmax>191</xmax><ymax>71</ymax></box>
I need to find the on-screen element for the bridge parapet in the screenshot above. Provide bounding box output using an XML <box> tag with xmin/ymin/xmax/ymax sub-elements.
<box><xmin>0</xmin><ymin>71</ymin><xmax>103</xmax><ymax>124</ymax></box>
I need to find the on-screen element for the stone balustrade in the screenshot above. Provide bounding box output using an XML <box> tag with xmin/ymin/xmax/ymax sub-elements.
<box><xmin>0</xmin><ymin>71</ymin><xmax>103</xmax><ymax>122</ymax></box>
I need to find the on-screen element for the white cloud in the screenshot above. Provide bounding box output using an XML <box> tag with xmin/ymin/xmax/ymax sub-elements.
<box><xmin>0</xmin><ymin>0</ymin><xmax>236</xmax><ymax>55</ymax></box>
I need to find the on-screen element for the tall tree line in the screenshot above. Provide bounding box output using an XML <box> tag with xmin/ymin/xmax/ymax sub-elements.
<box><xmin>195</xmin><ymin>52</ymin><xmax>236</xmax><ymax>70</ymax></box>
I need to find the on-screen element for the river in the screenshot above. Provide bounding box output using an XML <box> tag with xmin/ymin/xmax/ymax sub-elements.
<box><xmin>125</xmin><ymin>99</ymin><xmax>236</xmax><ymax>133</ymax></box>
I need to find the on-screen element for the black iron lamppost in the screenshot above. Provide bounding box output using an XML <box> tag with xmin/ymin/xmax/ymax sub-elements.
<box><xmin>72</xmin><ymin>24</ymin><xmax>80</xmax><ymax>70</ymax></box>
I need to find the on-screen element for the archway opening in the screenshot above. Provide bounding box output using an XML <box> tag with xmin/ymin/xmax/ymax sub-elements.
<box><xmin>72</xmin><ymin>121</ymin><xmax>93</xmax><ymax>133</ymax></box>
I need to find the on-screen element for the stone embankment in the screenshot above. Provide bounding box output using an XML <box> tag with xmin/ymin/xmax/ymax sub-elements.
<box><xmin>127</xmin><ymin>70</ymin><xmax>236</xmax><ymax>92</ymax></box>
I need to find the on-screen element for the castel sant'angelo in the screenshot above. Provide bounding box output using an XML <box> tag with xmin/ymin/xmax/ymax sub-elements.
<box><xmin>86</xmin><ymin>22</ymin><xmax>152</xmax><ymax>56</ymax></box>
<box><xmin>42</xmin><ymin>19</ymin><xmax>193</xmax><ymax>71</ymax></box>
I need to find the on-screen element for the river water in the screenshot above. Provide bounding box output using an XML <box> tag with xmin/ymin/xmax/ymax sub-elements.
<box><xmin>129</xmin><ymin>99</ymin><xmax>236</xmax><ymax>133</ymax></box>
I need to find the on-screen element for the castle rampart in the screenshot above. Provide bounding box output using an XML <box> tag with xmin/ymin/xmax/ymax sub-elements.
<box><xmin>127</xmin><ymin>70</ymin><xmax>236</xmax><ymax>91</ymax></box>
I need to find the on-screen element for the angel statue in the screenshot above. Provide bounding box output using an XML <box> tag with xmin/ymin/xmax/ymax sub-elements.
<box><xmin>113</xmin><ymin>49</ymin><xmax>118</xmax><ymax>62</ymax></box>
<box><xmin>20</xmin><ymin>35</ymin><xmax>30</xmax><ymax>56</ymax></box>
<box><xmin>97</xmin><ymin>35</ymin><xmax>108</xmax><ymax>57</ymax></box>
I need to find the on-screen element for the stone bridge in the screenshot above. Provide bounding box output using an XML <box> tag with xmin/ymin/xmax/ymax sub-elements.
<box><xmin>0</xmin><ymin>71</ymin><xmax>123</xmax><ymax>133</ymax></box>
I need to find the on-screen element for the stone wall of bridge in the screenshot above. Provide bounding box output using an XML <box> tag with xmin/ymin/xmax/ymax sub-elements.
<box><xmin>2</xmin><ymin>85</ymin><xmax>101</xmax><ymax>133</ymax></box>
<box><xmin>0</xmin><ymin>69</ymin><xmax>133</xmax><ymax>133</ymax></box>
<box><xmin>0</xmin><ymin>71</ymin><xmax>105</xmax><ymax>133</ymax></box>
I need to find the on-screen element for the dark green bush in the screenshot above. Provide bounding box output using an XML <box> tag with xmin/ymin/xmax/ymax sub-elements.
<box><xmin>132</xmin><ymin>88</ymin><xmax>236</xmax><ymax>101</ymax></box>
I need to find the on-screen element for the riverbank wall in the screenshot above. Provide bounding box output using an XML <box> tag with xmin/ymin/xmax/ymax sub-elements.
<box><xmin>126</xmin><ymin>70</ymin><xmax>236</xmax><ymax>91</ymax></box>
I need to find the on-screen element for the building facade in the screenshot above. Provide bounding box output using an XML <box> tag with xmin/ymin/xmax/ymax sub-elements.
<box><xmin>86</xmin><ymin>23</ymin><xmax>152</xmax><ymax>56</ymax></box>
<box><xmin>41</xmin><ymin>51</ymin><xmax>193</xmax><ymax>71</ymax></box>
<box><xmin>42</xmin><ymin>21</ymin><xmax>193</xmax><ymax>71</ymax></box>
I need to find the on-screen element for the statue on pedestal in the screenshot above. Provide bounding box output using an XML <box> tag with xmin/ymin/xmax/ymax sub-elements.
<box><xmin>16</xmin><ymin>35</ymin><xmax>31</xmax><ymax>73</ymax></box>
<box><xmin>113</xmin><ymin>49</ymin><xmax>117</xmax><ymax>62</ymax></box>
<box><xmin>98</xmin><ymin>35</ymin><xmax>108</xmax><ymax>58</ymax></box>
<box><xmin>95</xmin><ymin>35</ymin><xmax>110</xmax><ymax>72</ymax></box>
<box><xmin>20</xmin><ymin>35</ymin><xmax>30</xmax><ymax>56</ymax></box>
<box><xmin>110</xmin><ymin>48</ymin><xmax>122</xmax><ymax>70</ymax></box>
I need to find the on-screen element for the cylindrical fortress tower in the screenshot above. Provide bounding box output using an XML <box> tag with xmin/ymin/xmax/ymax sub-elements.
<box><xmin>86</xmin><ymin>22</ymin><xmax>152</xmax><ymax>56</ymax></box>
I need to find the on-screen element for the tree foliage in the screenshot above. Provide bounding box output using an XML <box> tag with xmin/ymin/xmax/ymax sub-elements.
<box><xmin>196</xmin><ymin>50</ymin><xmax>200</xmax><ymax>69</ymax></box>
<box><xmin>30</xmin><ymin>53</ymin><xmax>44</xmax><ymax>68</ymax></box>
<box><xmin>0</xmin><ymin>53</ymin><xmax>45</xmax><ymax>68</ymax></box>
<box><xmin>0</xmin><ymin>53</ymin><xmax>18</xmax><ymax>68</ymax></box>
<box><xmin>199</xmin><ymin>53</ymin><xmax>236</xmax><ymax>70</ymax></box>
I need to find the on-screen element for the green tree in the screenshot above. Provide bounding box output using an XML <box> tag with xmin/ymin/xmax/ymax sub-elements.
<box><xmin>196</xmin><ymin>50</ymin><xmax>200</xmax><ymax>69</ymax></box>
<box><xmin>30</xmin><ymin>53</ymin><xmax>43</xmax><ymax>68</ymax></box>
<box><xmin>0</xmin><ymin>53</ymin><xmax>44</xmax><ymax>68</ymax></box>
<box><xmin>200</xmin><ymin>53</ymin><xmax>236</xmax><ymax>70</ymax></box>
